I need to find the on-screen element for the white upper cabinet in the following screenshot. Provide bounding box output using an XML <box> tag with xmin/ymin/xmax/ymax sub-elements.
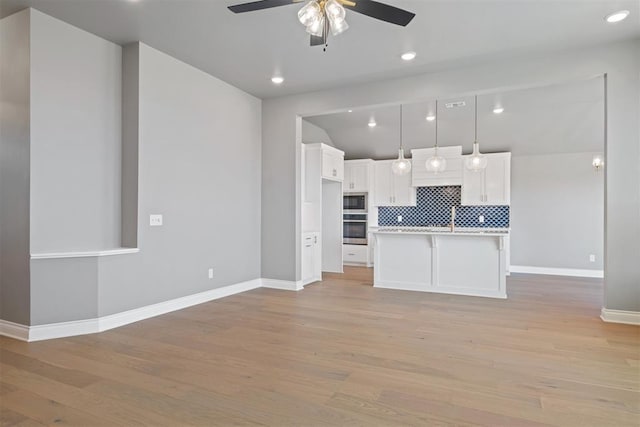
<box><xmin>411</xmin><ymin>146</ymin><xmax>463</xmax><ymax>187</ymax></box>
<box><xmin>461</xmin><ymin>152</ymin><xmax>511</xmax><ymax>206</ymax></box>
<box><xmin>373</xmin><ymin>160</ymin><xmax>417</xmax><ymax>206</ymax></box>
<box><xmin>344</xmin><ymin>160</ymin><xmax>373</xmax><ymax>193</ymax></box>
<box><xmin>321</xmin><ymin>147</ymin><xmax>344</xmax><ymax>182</ymax></box>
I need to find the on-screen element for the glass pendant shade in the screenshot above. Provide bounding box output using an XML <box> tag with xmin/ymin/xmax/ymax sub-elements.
<box><xmin>329</xmin><ymin>17</ymin><xmax>349</xmax><ymax>35</ymax></box>
<box><xmin>465</xmin><ymin>141</ymin><xmax>488</xmax><ymax>172</ymax></box>
<box><xmin>465</xmin><ymin>95</ymin><xmax>487</xmax><ymax>172</ymax></box>
<box><xmin>392</xmin><ymin>148</ymin><xmax>412</xmax><ymax>175</ymax></box>
<box><xmin>425</xmin><ymin>149</ymin><xmax>447</xmax><ymax>174</ymax></box>
<box><xmin>325</xmin><ymin>0</ymin><xmax>348</xmax><ymax>35</ymax></box>
<box><xmin>298</xmin><ymin>1</ymin><xmax>322</xmax><ymax>27</ymax></box>
<box><xmin>426</xmin><ymin>99</ymin><xmax>446</xmax><ymax>174</ymax></box>
<box><xmin>305</xmin><ymin>15</ymin><xmax>325</xmax><ymax>36</ymax></box>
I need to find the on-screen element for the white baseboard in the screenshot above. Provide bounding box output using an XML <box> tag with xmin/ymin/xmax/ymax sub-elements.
<box><xmin>99</xmin><ymin>279</ymin><xmax>262</xmax><ymax>332</ymax></box>
<box><xmin>601</xmin><ymin>308</ymin><xmax>640</xmax><ymax>325</ymax></box>
<box><xmin>261</xmin><ymin>278</ymin><xmax>304</xmax><ymax>291</ymax></box>
<box><xmin>1</xmin><ymin>278</ymin><xmax>264</xmax><ymax>342</ymax></box>
<box><xmin>0</xmin><ymin>320</ymin><xmax>29</xmax><ymax>341</ymax></box>
<box><xmin>510</xmin><ymin>265</ymin><xmax>604</xmax><ymax>278</ymax></box>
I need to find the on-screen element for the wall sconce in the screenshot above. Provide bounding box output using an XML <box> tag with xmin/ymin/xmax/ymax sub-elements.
<box><xmin>592</xmin><ymin>155</ymin><xmax>604</xmax><ymax>171</ymax></box>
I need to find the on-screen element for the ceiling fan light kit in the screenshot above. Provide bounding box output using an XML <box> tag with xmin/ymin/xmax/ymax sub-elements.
<box><xmin>229</xmin><ymin>0</ymin><xmax>415</xmax><ymax>47</ymax></box>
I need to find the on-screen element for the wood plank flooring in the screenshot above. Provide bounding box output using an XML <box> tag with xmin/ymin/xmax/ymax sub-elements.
<box><xmin>1</xmin><ymin>269</ymin><xmax>639</xmax><ymax>426</ymax></box>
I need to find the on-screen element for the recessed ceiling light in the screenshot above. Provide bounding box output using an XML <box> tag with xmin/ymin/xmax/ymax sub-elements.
<box><xmin>271</xmin><ymin>76</ymin><xmax>284</xmax><ymax>84</ymax></box>
<box><xmin>348</xmin><ymin>109</ymin><xmax>353</xmax><ymax>113</ymax></box>
<box><xmin>605</xmin><ymin>10</ymin><xmax>630</xmax><ymax>23</ymax></box>
<box><xmin>368</xmin><ymin>120</ymin><xmax>377</xmax><ymax>128</ymax></box>
<box><xmin>493</xmin><ymin>107</ymin><xmax>504</xmax><ymax>114</ymax></box>
<box><xmin>425</xmin><ymin>115</ymin><xmax>436</xmax><ymax>121</ymax></box>
<box><xmin>401</xmin><ymin>51</ymin><xmax>416</xmax><ymax>61</ymax></box>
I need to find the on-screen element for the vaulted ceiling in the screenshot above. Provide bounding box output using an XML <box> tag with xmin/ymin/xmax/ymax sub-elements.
<box><xmin>304</xmin><ymin>77</ymin><xmax>605</xmax><ymax>159</ymax></box>
<box><xmin>1</xmin><ymin>0</ymin><xmax>638</xmax><ymax>98</ymax></box>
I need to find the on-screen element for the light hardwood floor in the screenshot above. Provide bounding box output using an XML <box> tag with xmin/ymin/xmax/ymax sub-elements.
<box><xmin>1</xmin><ymin>268</ymin><xmax>639</xmax><ymax>426</ymax></box>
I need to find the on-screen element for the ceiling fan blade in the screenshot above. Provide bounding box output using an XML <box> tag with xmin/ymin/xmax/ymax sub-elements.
<box><xmin>228</xmin><ymin>0</ymin><xmax>297</xmax><ymax>14</ymax></box>
<box><xmin>346</xmin><ymin>0</ymin><xmax>415</xmax><ymax>26</ymax></box>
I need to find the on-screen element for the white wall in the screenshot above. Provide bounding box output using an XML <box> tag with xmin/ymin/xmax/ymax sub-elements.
<box><xmin>261</xmin><ymin>39</ymin><xmax>640</xmax><ymax>313</ymax></box>
<box><xmin>511</xmin><ymin>153</ymin><xmax>604</xmax><ymax>271</ymax></box>
<box><xmin>29</xmin><ymin>10</ymin><xmax>122</xmax><ymax>253</ymax></box>
<box><xmin>302</xmin><ymin>119</ymin><xmax>334</xmax><ymax>146</ymax></box>
<box><xmin>0</xmin><ymin>9</ymin><xmax>31</xmax><ymax>324</ymax></box>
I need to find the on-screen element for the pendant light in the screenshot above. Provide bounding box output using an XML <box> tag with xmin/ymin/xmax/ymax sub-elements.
<box><xmin>392</xmin><ymin>104</ymin><xmax>411</xmax><ymax>175</ymax></box>
<box><xmin>465</xmin><ymin>95</ymin><xmax>488</xmax><ymax>172</ymax></box>
<box><xmin>425</xmin><ymin>100</ymin><xmax>446</xmax><ymax>174</ymax></box>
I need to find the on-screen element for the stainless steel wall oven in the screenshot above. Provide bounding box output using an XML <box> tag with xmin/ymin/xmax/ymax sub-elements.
<box><xmin>343</xmin><ymin>213</ymin><xmax>368</xmax><ymax>245</ymax></box>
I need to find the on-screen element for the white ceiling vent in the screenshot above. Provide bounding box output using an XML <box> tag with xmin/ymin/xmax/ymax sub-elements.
<box><xmin>445</xmin><ymin>101</ymin><xmax>466</xmax><ymax>109</ymax></box>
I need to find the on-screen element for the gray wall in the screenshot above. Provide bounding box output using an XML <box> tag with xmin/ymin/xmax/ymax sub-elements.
<box><xmin>29</xmin><ymin>9</ymin><xmax>122</xmax><ymax>253</ymax></box>
<box><xmin>11</xmin><ymin>11</ymin><xmax>262</xmax><ymax>325</ymax></box>
<box><xmin>511</xmin><ymin>152</ymin><xmax>604</xmax><ymax>270</ymax></box>
<box><xmin>262</xmin><ymin>39</ymin><xmax>640</xmax><ymax>312</ymax></box>
<box><xmin>301</xmin><ymin>119</ymin><xmax>333</xmax><ymax>146</ymax></box>
<box><xmin>0</xmin><ymin>9</ymin><xmax>31</xmax><ymax>324</ymax></box>
<box><xmin>121</xmin><ymin>43</ymin><xmax>140</xmax><ymax>248</ymax></box>
<box><xmin>96</xmin><ymin>42</ymin><xmax>262</xmax><ymax>317</ymax></box>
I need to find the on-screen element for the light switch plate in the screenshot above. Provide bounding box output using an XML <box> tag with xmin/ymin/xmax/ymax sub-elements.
<box><xmin>478</xmin><ymin>215</ymin><xmax>485</xmax><ymax>223</ymax></box>
<box><xmin>150</xmin><ymin>214</ymin><xmax>163</xmax><ymax>226</ymax></box>
<box><xmin>397</xmin><ymin>215</ymin><xmax>403</xmax><ymax>223</ymax></box>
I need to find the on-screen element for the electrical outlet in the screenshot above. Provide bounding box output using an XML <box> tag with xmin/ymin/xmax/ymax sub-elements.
<box><xmin>150</xmin><ymin>214</ymin><xmax>163</xmax><ymax>226</ymax></box>
<box><xmin>397</xmin><ymin>215</ymin><xmax>403</xmax><ymax>223</ymax></box>
<box><xmin>208</xmin><ymin>268</ymin><xmax>214</xmax><ymax>279</ymax></box>
<box><xmin>478</xmin><ymin>215</ymin><xmax>485</xmax><ymax>224</ymax></box>
<box><xmin>589</xmin><ymin>254</ymin><xmax>596</xmax><ymax>263</ymax></box>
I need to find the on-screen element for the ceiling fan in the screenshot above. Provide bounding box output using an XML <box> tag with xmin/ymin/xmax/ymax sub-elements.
<box><xmin>228</xmin><ymin>0</ymin><xmax>415</xmax><ymax>48</ymax></box>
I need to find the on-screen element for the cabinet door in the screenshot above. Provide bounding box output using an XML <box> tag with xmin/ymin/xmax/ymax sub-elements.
<box><xmin>373</xmin><ymin>162</ymin><xmax>394</xmax><ymax>206</ymax></box>
<box><xmin>484</xmin><ymin>154</ymin><xmax>510</xmax><ymax>205</ymax></box>
<box><xmin>461</xmin><ymin>164</ymin><xmax>486</xmax><ymax>206</ymax></box>
<box><xmin>302</xmin><ymin>234</ymin><xmax>314</xmax><ymax>283</ymax></box>
<box><xmin>393</xmin><ymin>170</ymin><xmax>416</xmax><ymax>206</ymax></box>
<box><xmin>349</xmin><ymin>163</ymin><xmax>369</xmax><ymax>192</ymax></box>
<box><xmin>322</xmin><ymin>150</ymin><xmax>344</xmax><ymax>182</ymax></box>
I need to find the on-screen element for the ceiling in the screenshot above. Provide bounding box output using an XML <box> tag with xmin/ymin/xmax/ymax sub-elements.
<box><xmin>304</xmin><ymin>77</ymin><xmax>605</xmax><ymax>159</ymax></box>
<box><xmin>0</xmin><ymin>0</ymin><xmax>637</xmax><ymax>98</ymax></box>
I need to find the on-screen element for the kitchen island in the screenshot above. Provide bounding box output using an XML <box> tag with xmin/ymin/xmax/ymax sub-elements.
<box><xmin>372</xmin><ymin>227</ymin><xmax>509</xmax><ymax>299</ymax></box>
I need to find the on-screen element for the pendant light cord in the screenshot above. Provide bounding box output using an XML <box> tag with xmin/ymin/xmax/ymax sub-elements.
<box><xmin>474</xmin><ymin>95</ymin><xmax>478</xmax><ymax>142</ymax></box>
<box><xmin>399</xmin><ymin>104</ymin><xmax>403</xmax><ymax>149</ymax></box>
<box><xmin>435</xmin><ymin>100</ymin><xmax>439</xmax><ymax>149</ymax></box>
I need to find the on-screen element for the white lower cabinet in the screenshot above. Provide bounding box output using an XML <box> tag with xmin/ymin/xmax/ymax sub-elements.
<box><xmin>343</xmin><ymin>244</ymin><xmax>368</xmax><ymax>265</ymax></box>
<box><xmin>302</xmin><ymin>232</ymin><xmax>321</xmax><ymax>285</ymax></box>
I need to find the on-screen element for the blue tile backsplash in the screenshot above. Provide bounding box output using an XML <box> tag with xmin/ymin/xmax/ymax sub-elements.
<box><xmin>378</xmin><ymin>186</ymin><xmax>509</xmax><ymax>228</ymax></box>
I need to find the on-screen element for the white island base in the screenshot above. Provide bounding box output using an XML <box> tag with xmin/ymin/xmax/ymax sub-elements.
<box><xmin>373</xmin><ymin>230</ymin><xmax>508</xmax><ymax>299</ymax></box>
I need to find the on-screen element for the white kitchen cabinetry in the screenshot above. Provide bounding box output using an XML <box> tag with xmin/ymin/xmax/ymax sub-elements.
<box><xmin>412</xmin><ymin>146</ymin><xmax>463</xmax><ymax>187</ymax></box>
<box><xmin>461</xmin><ymin>152</ymin><xmax>511</xmax><ymax>206</ymax></box>
<box><xmin>321</xmin><ymin>147</ymin><xmax>344</xmax><ymax>182</ymax></box>
<box><xmin>343</xmin><ymin>244</ymin><xmax>368</xmax><ymax>265</ymax></box>
<box><xmin>302</xmin><ymin>143</ymin><xmax>344</xmax><ymax>275</ymax></box>
<box><xmin>344</xmin><ymin>160</ymin><xmax>373</xmax><ymax>193</ymax></box>
<box><xmin>302</xmin><ymin>232</ymin><xmax>322</xmax><ymax>285</ymax></box>
<box><xmin>373</xmin><ymin>160</ymin><xmax>416</xmax><ymax>206</ymax></box>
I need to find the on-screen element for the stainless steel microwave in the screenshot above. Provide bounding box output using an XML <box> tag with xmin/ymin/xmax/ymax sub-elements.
<box><xmin>343</xmin><ymin>193</ymin><xmax>367</xmax><ymax>213</ymax></box>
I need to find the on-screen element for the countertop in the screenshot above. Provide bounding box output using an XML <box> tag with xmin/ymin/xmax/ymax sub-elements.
<box><xmin>372</xmin><ymin>226</ymin><xmax>510</xmax><ymax>236</ymax></box>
